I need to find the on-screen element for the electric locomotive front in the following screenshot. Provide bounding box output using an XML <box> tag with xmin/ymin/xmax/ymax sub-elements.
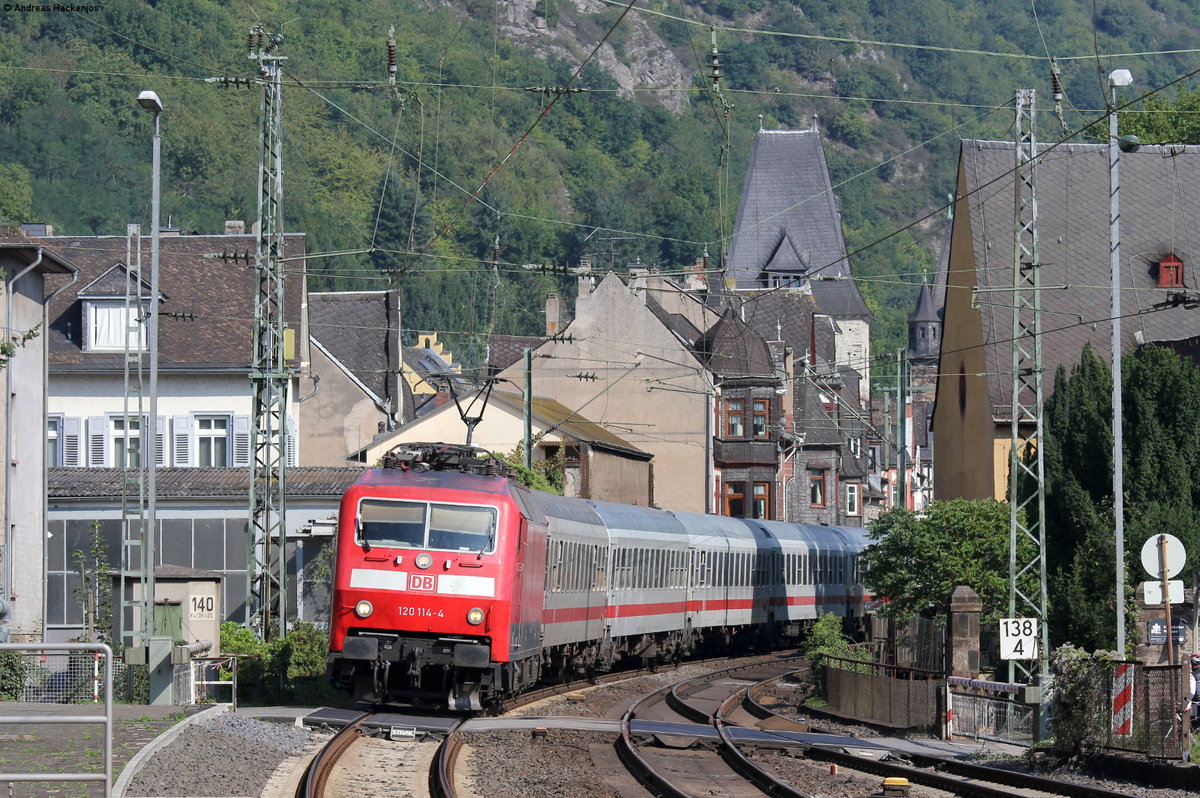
<box><xmin>327</xmin><ymin>466</ymin><xmax>536</xmax><ymax>709</ymax></box>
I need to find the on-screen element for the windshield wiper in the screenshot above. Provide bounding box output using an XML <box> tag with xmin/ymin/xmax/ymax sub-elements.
<box><xmin>477</xmin><ymin>528</ymin><xmax>494</xmax><ymax>559</ymax></box>
<box><xmin>357</xmin><ymin>519</ymin><xmax>372</xmax><ymax>552</ymax></box>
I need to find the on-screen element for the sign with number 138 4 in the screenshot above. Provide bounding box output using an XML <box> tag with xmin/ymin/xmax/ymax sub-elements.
<box><xmin>1000</xmin><ymin>617</ymin><xmax>1039</xmax><ymax>660</ymax></box>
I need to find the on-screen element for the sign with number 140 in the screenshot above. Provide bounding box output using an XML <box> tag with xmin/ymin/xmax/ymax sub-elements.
<box><xmin>1000</xmin><ymin>617</ymin><xmax>1039</xmax><ymax>660</ymax></box>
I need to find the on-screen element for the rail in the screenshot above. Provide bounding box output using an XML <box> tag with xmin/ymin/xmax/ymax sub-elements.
<box><xmin>0</xmin><ymin>642</ymin><xmax>114</xmax><ymax>797</ymax></box>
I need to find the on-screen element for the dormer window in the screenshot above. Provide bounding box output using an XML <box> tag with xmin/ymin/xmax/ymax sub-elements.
<box><xmin>1158</xmin><ymin>254</ymin><xmax>1184</xmax><ymax>289</ymax></box>
<box><xmin>85</xmin><ymin>299</ymin><xmax>147</xmax><ymax>352</ymax></box>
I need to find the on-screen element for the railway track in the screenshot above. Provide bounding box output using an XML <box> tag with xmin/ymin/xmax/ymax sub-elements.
<box><xmin>290</xmin><ymin>656</ymin><xmax>1157</xmax><ymax>798</ymax></box>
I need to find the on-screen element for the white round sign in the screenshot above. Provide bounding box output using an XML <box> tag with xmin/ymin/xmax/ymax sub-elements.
<box><xmin>1141</xmin><ymin>534</ymin><xmax>1186</xmax><ymax>579</ymax></box>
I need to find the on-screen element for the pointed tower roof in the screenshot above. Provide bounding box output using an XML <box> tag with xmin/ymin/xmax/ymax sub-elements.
<box><xmin>908</xmin><ymin>282</ymin><xmax>939</xmax><ymax>322</ymax></box>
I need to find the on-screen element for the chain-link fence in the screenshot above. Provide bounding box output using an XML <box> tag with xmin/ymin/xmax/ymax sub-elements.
<box><xmin>0</xmin><ymin>651</ymin><xmax>206</xmax><ymax>705</ymax></box>
<box><xmin>1101</xmin><ymin>661</ymin><xmax>1185</xmax><ymax>759</ymax></box>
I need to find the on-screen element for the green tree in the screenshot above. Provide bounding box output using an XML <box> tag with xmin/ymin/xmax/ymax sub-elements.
<box><xmin>0</xmin><ymin>163</ymin><xmax>32</xmax><ymax>224</ymax></box>
<box><xmin>1043</xmin><ymin>344</ymin><xmax>1200</xmax><ymax>652</ymax></box>
<box><xmin>862</xmin><ymin>499</ymin><xmax>1029</xmax><ymax>624</ymax></box>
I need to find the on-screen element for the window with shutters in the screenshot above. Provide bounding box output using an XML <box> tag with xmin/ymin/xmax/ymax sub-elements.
<box><xmin>87</xmin><ymin>415</ymin><xmax>164</xmax><ymax>468</ymax></box>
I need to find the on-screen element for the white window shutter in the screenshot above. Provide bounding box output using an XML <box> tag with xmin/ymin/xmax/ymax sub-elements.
<box><xmin>172</xmin><ymin>415</ymin><xmax>192</xmax><ymax>467</ymax></box>
<box><xmin>62</xmin><ymin>417</ymin><xmax>82</xmax><ymax>467</ymax></box>
<box><xmin>87</xmin><ymin>416</ymin><xmax>107</xmax><ymax>467</ymax></box>
<box><xmin>233</xmin><ymin>415</ymin><xmax>251</xmax><ymax>467</ymax></box>
<box><xmin>156</xmin><ymin>415</ymin><xmax>166</xmax><ymax>467</ymax></box>
<box><xmin>286</xmin><ymin>416</ymin><xmax>297</xmax><ymax>467</ymax></box>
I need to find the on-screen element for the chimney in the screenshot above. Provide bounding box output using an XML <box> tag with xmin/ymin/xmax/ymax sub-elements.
<box><xmin>545</xmin><ymin>292</ymin><xmax>560</xmax><ymax>337</ymax></box>
<box><xmin>225</xmin><ymin>220</ymin><xmax>246</xmax><ymax>235</ymax></box>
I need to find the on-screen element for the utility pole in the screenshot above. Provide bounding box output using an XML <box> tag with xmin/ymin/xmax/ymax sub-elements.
<box><xmin>895</xmin><ymin>350</ymin><xmax>907</xmax><ymax>510</ymax></box>
<box><xmin>247</xmin><ymin>25</ymin><xmax>290</xmax><ymax>640</ymax></box>
<box><xmin>1007</xmin><ymin>89</ymin><xmax>1049</xmax><ymax>685</ymax></box>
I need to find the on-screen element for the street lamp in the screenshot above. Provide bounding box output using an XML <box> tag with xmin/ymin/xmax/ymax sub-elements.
<box><xmin>136</xmin><ymin>89</ymin><xmax>162</xmax><ymax>673</ymax></box>
<box><xmin>1108</xmin><ymin>69</ymin><xmax>1132</xmax><ymax>654</ymax></box>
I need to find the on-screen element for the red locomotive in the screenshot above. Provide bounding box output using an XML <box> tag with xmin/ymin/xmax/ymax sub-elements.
<box><xmin>327</xmin><ymin>443</ymin><xmax>870</xmax><ymax>709</ymax></box>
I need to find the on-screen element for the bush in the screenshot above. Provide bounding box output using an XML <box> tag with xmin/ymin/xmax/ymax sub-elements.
<box><xmin>219</xmin><ymin>621</ymin><xmax>348</xmax><ymax>707</ymax></box>
<box><xmin>802</xmin><ymin>610</ymin><xmax>856</xmax><ymax>699</ymax></box>
<box><xmin>1045</xmin><ymin>645</ymin><xmax>1123</xmax><ymax>762</ymax></box>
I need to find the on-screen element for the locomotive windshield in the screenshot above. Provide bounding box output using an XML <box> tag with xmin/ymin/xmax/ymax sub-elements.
<box><xmin>357</xmin><ymin>499</ymin><xmax>497</xmax><ymax>553</ymax></box>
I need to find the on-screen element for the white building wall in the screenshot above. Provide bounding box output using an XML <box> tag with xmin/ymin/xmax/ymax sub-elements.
<box><xmin>7</xmin><ymin>267</ymin><xmax>50</xmax><ymax>640</ymax></box>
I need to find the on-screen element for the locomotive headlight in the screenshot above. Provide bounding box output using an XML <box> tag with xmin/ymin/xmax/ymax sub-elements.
<box><xmin>466</xmin><ymin>607</ymin><xmax>485</xmax><ymax>626</ymax></box>
<box><xmin>354</xmin><ymin>600</ymin><xmax>374</xmax><ymax>619</ymax></box>
<box><xmin>414</xmin><ymin>552</ymin><xmax>434</xmax><ymax>570</ymax></box>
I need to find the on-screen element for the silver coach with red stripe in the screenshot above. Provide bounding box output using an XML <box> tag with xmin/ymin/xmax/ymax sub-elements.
<box><xmin>327</xmin><ymin>443</ymin><xmax>871</xmax><ymax>710</ymax></box>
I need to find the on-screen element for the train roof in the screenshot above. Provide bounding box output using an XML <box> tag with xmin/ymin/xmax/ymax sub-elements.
<box><xmin>350</xmin><ymin>468</ymin><xmax>517</xmax><ymax>497</ymax></box>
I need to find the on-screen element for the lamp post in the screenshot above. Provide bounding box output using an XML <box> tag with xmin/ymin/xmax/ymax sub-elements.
<box><xmin>136</xmin><ymin>90</ymin><xmax>162</xmax><ymax>680</ymax></box>
<box><xmin>1108</xmin><ymin>69</ymin><xmax>1133</xmax><ymax>655</ymax></box>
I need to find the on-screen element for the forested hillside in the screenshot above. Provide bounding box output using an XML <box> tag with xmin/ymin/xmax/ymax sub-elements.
<box><xmin>2</xmin><ymin>0</ymin><xmax>1200</xmax><ymax>364</ymax></box>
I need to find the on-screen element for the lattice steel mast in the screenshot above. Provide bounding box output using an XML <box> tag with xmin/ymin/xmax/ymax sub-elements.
<box><xmin>1008</xmin><ymin>89</ymin><xmax>1050</xmax><ymax>682</ymax></box>
<box><xmin>248</xmin><ymin>25</ymin><xmax>289</xmax><ymax>639</ymax></box>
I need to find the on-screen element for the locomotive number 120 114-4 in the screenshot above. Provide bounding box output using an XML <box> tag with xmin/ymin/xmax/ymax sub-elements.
<box><xmin>398</xmin><ymin>606</ymin><xmax>444</xmax><ymax>617</ymax></box>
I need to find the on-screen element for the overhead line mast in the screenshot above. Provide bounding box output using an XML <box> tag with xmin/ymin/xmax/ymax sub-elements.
<box><xmin>1008</xmin><ymin>88</ymin><xmax>1049</xmax><ymax>685</ymax></box>
<box><xmin>248</xmin><ymin>24</ymin><xmax>290</xmax><ymax>640</ymax></box>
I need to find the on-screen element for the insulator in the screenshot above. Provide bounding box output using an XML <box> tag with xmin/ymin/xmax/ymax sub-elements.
<box><xmin>387</xmin><ymin>36</ymin><xmax>397</xmax><ymax>74</ymax></box>
<box><xmin>247</xmin><ymin>33</ymin><xmax>255</xmax><ymax>52</ymax></box>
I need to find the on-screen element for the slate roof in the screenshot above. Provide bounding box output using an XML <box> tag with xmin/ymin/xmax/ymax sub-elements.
<box><xmin>726</xmin><ymin>129</ymin><xmax>870</xmax><ymax>318</ymax></box>
<box><xmin>909</xmin><ymin>283</ymin><xmax>939</xmax><ymax>322</ymax></box>
<box><xmin>486</xmin><ymin>334</ymin><xmax>544</xmax><ymax>374</ymax></box>
<box><xmin>42</xmin><ymin>233</ymin><xmax>305</xmax><ymax>372</ymax></box>
<box><xmin>959</xmin><ymin>140</ymin><xmax>1200</xmax><ymax>417</ymax></box>
<box><xmin>694</xmin><ymin>308</ymin><xmax>776</xmax><ymax>379</ymax></box>
<box><xmin>48</xmin><ymin>466</ymin><xmax>363</xmax><ymax>499</ymax></box>
<box><xmin>309</xmin><ymin>291</ymin><xmax>401</xmax><ymax>406</ymax></box>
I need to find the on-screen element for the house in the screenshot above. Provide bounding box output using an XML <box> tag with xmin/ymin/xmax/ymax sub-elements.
<box><xmin>42</xmin><ymin>226</ymin><xmax>306</xmax><ymax>470</ymax></box>
<box><xmin>491</xmin><ymin>269</ymin><xmax>719</xmax><ymax>512</ymax></box>
<box><xmin>0</xmin><ymin>233</ymin><xmax>77</xmax><ymax>641</ymax></box>
<box><xmin>353</xmin><ymin>389</ymin><xmax>654</xmax><ymax>505</ymax></box>
<box><xmin>934</xmin><ymin>141</ymin><xmax>1200</xmax><ymax>501</ymax></box>
<box><xmin>301</xmin><ymin>290</ymin><xmax>407</xmax><ymax>465</ymax></box>
<box><xmin>45</xmin><ymin>466</ymin><xmax>361</xmax><ymax>642</ymax></box>
<box><xmin>726</xmin><ymin>127</ymin><xmax>873</xmax><ymax>404</ymax></box>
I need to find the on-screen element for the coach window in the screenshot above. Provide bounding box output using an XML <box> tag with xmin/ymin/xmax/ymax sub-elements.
<box><xmin>726</xmin><ymin>398</ymin><xmax>746</xmax><ymax>437</ymax></box>
<box><xmin>809</xmin><ymin>469</ymin><xmax>826</xmax><ymax>508</ymax></box>
<box><xmin>752</xmin><ymin>399</ymin><xmax>769</xmax><ymax>438</ymax></box>
<box><xmin>725</xmin><ymin>481</ymin><xmax>746</xmax><ymax>516</ymax></box>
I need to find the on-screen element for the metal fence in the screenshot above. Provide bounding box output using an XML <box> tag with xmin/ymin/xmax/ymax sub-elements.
<box><xmin>0</xmin><ymin>643</ymin><xmax>114</xmax><ymax>797</ymax></box>
<box><xmin>1098</xmin><ymin>661</ymin><xmax>1184</xmax><ymax>759</ymax></box>
<box><xmin>824</xmin><ymin>656</ymin><xmax>943</xmax><ymax>732</ymax></box>
<box><xmin>947</xmin><ymin>678</ymin><xmax>1035</xmax><ymax>745</ymax></box>
<box><xmin>0</xmin><ymin>650</ymin><xmax>212</xmax><ymax>705</ymax></box>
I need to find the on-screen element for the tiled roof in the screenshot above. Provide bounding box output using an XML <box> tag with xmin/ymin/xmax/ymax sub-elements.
<box><xmin>42</xmin><ymin>233</ymin><xmax>304</xmax><ymax>371</ymax></box>
<box><xmin>489</xmin><ymin>391</ymin><xmax>651</xmax><ymax>458</ymax></box>
<box><xmin>960</xmin><ymin>140</ymin><xmax>1200</xmax><ymax>416</ymax></box>
<box><xmin>48</xmin><ymin>466</ymin><xmax>364</xmax><ymax>499</ymax></box>
<box><xmin>727</xmin><ymin>129</ymin><xmax>870</xmax><ymax>318</ymax></box>
<box><xmin>309</xmin><ymin>291</ymin><xmax>400</xmax><ymax>404</ymax></box>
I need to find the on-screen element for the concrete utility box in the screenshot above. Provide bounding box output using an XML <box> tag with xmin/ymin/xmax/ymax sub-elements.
<box><xmin>115</xmin><ymin>565</ymin><xmax>223</xmax><ymax>647</ymax></box>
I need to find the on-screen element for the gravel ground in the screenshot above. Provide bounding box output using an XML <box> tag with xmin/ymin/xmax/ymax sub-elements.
<box><xmin>125</xmin><ymin>711</ymin><xmax>327</xmax><ymax>797</ymax></box>
<box><xmin>458</xmin><ymin>729</ymin><xmax>629</xmax><ymax>798</ymax></box>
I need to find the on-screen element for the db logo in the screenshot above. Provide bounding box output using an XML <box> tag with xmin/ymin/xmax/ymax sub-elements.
<box><xmin>409</xmin><ymin>574</ymin><xmax>436</xmax><ymax>591</ymax></box>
